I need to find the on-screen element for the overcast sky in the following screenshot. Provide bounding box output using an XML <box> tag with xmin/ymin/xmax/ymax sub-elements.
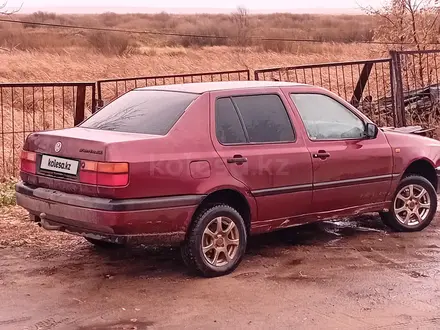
<box><xmin>6</xmin><ymin>0</ymin><xmax>382</xmax><ymax>13</ymax></box>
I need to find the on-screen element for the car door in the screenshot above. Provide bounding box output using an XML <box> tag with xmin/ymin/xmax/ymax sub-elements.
<box><xmin>210</xmin><ymin>88</ymin><xmax>313</xmax><ymax>224</ymax></box>
<box><xmin>284</xmin><ymin>87</ymin><xmax>393</xmax><ymax>213</ymax></box>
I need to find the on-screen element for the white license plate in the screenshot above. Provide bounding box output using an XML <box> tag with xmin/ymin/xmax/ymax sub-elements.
<box><xmin>40</xmin><ymin>155</ymin><xmax>79</xmax><ymax>176</ymax></box>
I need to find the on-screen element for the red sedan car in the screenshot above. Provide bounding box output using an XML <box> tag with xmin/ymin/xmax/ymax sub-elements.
<box><xmin>16</xmin><ymin>81</ymin><xmax>439</xmax><ymax>277</ymax></box>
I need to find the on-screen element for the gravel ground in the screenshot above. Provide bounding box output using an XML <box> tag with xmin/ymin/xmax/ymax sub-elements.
<box><xmin>2</xmin><ymin>207</ymin><xmax>440</xmax><ymax>329</ymax></box>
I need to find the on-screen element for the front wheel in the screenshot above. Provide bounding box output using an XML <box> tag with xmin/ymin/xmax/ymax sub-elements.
<box><xmin>181</xmin><ymin>204</ymin><xmax>247</xmax><ymax>277</ymax></box>
<box><xmin>381</xmin><ymin>175</ymin><xmax>437</xmax><ymax>232</ymax></box>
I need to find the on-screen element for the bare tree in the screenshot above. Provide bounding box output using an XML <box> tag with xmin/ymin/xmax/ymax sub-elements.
<box><xmin>0</xmin><ymin>1</ymin><xmax>22</xmax><ymax>15</ymax></box>
<box><xmin>361</xmin><ymin>1</ymin><xmax>440</xmax><ymax>130</ymax></box>
<box><xmin>232</xmin><ymin>6</ymin><xmax>252</xmax><ymax>69</ymax></box>
<box><xmin>362</xmin><ymin>1</ymin><xmax>440</xmax><ymax>86</ymax></box>
<box><xmin>232</xmin><ymin>6</ymin><xmax>250</xmax><ymax>47</ymax></box>
<box><xmin>362</xmin><ymin>1</ymin><xmax>440</xmax><ymax>49</ymax></box>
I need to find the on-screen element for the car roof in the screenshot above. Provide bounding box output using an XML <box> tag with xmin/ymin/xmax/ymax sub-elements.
<box><xmin>135</xmin><ymin>81</ymin><xmax>308</xmax><ymax>94</ymax></box>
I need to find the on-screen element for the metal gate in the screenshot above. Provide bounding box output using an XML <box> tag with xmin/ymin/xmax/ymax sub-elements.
<box><xmin>255</xmin><ymin>58</ymin><xmax>396</xmax><ymax>127</ymax></box>
<box><xmin>390</xmin><ymin>50</ymin><xmax>440</xmax><ymax>129</ymax></box>
<box><xmin>97</xmin><ymin>69</ymin><xmax>251</xmax><ymax>107</ymax></box>
<box><xmin>0</xmin><ymin>82</ymin><xmax>95</xmax><ymax>178</ymax></box>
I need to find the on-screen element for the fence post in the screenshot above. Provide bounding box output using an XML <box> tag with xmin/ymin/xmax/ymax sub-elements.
<box><xmin>74</xmin><ymin>85</ymin><xmax>86</xmax><ymax>126</ymax></box>
<box><xmin>350</xmin><ymin>62</ymin><xmax>373</xmax><ymax>107</ymax></box>
<box><xmin>91</xmin><ymin>83</ymin><xmax>97</xmax><ymax>114</ymax></box>
<box><xmin>390</xmin><ymin>51</ymin><xmax>406</xmax><ymax>127</ymax></box>
<box><xmin>254</xmin><ymin>70</ymin><xmax>260</xmax><ymax>81</ymax></box>
<box><xmin>96</xmin><ymin>81</ymin><xmax>104</xmax><ymax>109</ymax></box>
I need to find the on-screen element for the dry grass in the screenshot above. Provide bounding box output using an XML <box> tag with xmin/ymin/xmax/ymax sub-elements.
<box><xmin>0</xmin><ymin>12</ymin><xmax>377</xmax><ymax>53</ymax></box>
<box><xmin>0</xmin><ymin>205</ymin><xmax>82</xmax><ymax>249</ymax></box>
<box><xmin>0</xmin><ymin>44</ymin><xmax>383</xmax><ymax>82</ymax></box>
<box><xmin>0</xmin><ymin>179</ymin><xmax>16</xmax><ymax>206</ymax></box>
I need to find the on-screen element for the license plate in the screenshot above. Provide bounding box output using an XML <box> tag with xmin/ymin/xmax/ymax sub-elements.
<box><xmin>40</xmin><ymin>155</ymin><xmax>79</xmax><ymax>176</ymax></box>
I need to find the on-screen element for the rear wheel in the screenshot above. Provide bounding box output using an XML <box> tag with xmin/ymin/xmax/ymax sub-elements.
<box><xmin>181</xmin><ymin>204</ymin><xmax>247</xmax><ymax>277</ymax></box>
<box><xmin>380</xmin><ymin>175</ymin><xmax>437</xmax><ymax>232</ymax></box>
<box><xmin>85</xmin><ymin>237</ymin><xmax>124</xmax><ymax>249</ymax></box>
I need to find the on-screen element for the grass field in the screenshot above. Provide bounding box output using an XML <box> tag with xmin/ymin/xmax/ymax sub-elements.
<box><xmin>1</xmin><ymin>44</ymin><xmax>385</xmax><ymax>82</ymax></box>
<box><xmin>1</xmin><ymin>11</ymin><xmax>376</xmax><ymax>51</ymax></box>
<box><xmin>0</xmin><ymin>11</ymin><xmax>386</xmax><ymax>82</ymax></box>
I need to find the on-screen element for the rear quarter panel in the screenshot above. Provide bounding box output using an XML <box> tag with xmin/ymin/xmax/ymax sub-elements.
<box><xmin>101</xmin><ymin>93</ymin><xmax>256</xmax><ymax>207</ymax></box>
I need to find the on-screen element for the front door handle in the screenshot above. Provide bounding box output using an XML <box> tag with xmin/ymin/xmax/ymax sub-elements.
<box><xmin>313</xmin><ymin>150</ymin><xmax>330</xmax><ymax>159</ymax></box>
<box><xmin>227</xmin><ymin>155</ymin><xmax>248</xmax><ymax>165</ymax></box>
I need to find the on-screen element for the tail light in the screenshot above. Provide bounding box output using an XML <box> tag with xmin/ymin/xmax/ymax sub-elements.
<box><xmin>79</xmin><ymin>161</ymin><xmax>129</xmax><ymax>187</ymax></box>
<box><xmin>20</xmin><ymin>150</ymin><xmax>37</xmax><ymax>174</ymax></box>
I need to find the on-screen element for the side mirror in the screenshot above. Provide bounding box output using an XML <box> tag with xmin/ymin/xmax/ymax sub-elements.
<box><xmin>365</xmin><ymin>123</ymin><xmax>378</xmax><ymax>139</ymax></box>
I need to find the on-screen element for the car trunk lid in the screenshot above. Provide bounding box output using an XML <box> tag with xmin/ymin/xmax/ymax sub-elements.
<box><xmin>26</xmin><ymin>127</ymin><xmax>159</xmax><ymax>160</ymax></box>
<box><xmin>22</xmin><ymin>127</ymin><xmax>161</xmax><ymax>197</ymax></box>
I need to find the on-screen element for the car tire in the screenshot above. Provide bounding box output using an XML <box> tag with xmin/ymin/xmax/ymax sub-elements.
<box><xmin>182</xmin><ymin>204</ymin><xmax>247</xmax><ymax>277</ymax></box>
<box><xmin>378</xmin><ymin>211</ymin><xmax>394</xmax><ymax>228</ymax></box>
<box><xmin>380</xmin><ymin>175</ymin><xmax>437</xmax><ymax>232</ymax></box>
<box><xmin>85</xmin><ymin>237</ymin><xmax>124</xmax><ymax>249</ymax></box>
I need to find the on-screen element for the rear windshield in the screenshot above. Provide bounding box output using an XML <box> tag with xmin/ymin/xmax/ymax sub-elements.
<box><xmin>80</xmin><ymin>90</ymin><xmax>198</xmax><ymax>135</ymax></box>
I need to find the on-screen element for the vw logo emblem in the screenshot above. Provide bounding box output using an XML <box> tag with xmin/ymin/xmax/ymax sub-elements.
<box><xmin>54</xmin><ymin>142</ymin><xmax>62</xmax><ymax>153</ymax></box>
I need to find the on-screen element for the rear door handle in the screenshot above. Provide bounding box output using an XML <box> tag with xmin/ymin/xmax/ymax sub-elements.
<box><xmin>313</xmin><ymin>150</ymin><xmax>330</xmax><ymax>159</ymax></box>
<box><xmin>227</xmin><ymin>155</ymin><xmax>248</xmax><ymax>165</ymax></box>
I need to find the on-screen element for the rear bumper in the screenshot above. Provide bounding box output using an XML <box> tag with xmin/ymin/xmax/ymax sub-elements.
<box><xmin>15</xmin><ymin>182</ymin><xmax>204</xmax><ymax>246</ymax></box>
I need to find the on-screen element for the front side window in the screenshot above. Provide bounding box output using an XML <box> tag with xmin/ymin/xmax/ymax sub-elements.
<box><xmin>290</xmin><ymin>93</ymin><xmax>365</xmax><ymax>140</ymax></box>
<box><xmin>80</xmin><ymin>90</ymin><xmax>198</xmax><ymax>135</ymax></box>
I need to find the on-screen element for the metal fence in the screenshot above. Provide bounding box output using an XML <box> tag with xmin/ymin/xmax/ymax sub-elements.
<box><xmin>4</xmin><ymin>50</ymin><xmax>440</xmax><ymax>180</ymax></box>
<box><xmin>0</xmin><ymin>82</ymin><xmax>95</xmax><ymax>178</ymax></box>
<box><xmin>96</xmin><ymin>69</ymin><xmax>251</xmax><ymax>107</ymax></box>
<box><xmin>391</xmin><ymin>50</ymin><xmax>440</xmax><ymax>129</ymax></box>
<box><xmin>255</xmin><ymin>58</ymin><xmax>396</xmax><ymax>127</ymax></box>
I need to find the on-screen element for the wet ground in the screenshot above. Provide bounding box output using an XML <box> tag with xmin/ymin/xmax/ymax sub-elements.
<box><xmin>2</xmin><ymin>208</ymin><xmax>440</xmax><ymax>329</ymax></box>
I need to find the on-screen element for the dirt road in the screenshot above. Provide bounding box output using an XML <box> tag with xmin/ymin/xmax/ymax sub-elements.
<box><xmin>2</xmin><ymin>207</ymin><xmax>440</xmax><ymax>330</ymax></box>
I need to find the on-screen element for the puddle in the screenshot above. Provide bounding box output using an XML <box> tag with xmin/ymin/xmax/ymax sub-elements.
<box><xmin>233</xmin><ymin>271</ymin><xmax>260</xmax><ymax>279</ymax></box>
<box><xmin>289</xmin><ymin>258</ymin><xmax>304</xmax><ymax>266</ymax></box>
<box><xmin>78</xmin><ymin>320</ymin><xmax>154</xmax><ymax>330</ymax></box>
<box><xmin>407</xmin><ymin>270</ymin><xmax>429</xmax><ymax>278</ymax></box>
<box><xmin>322</xmin><ymin>217</ymin><xmax>387</xmax><ymax>237</ymax></box>
<box><xmin>248</xmin><ymin>214</ymin><xmax>386</xmax><ymax>253</ymax></box>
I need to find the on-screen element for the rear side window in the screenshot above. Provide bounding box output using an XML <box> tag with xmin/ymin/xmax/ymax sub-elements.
<box><xmin>216</xmin><ymin>98</ymin><xmax>247</xmax><ymax>144</ymax></box>
<box><xmin>80</xmin><ymin>90</ymin><xmax>198</xmax><ymax>135</ymax></box>
<box><xmin>233</xmin><ymin>95</ymin><xmax>295</xmax><ymax>143</ymax></box>
<box><xmin>215</xmin><ymin>94</ymin><xmax>295</xmax><ymax>144</ymax></box>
